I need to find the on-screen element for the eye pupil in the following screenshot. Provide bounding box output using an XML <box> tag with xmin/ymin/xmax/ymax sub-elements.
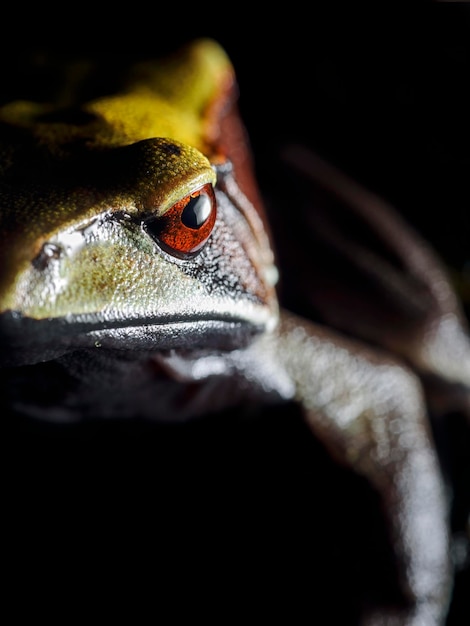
<box><xmin>181</xmin><ymin>193</ymin><xmax>212</xmax><ymax>229</ymax></box>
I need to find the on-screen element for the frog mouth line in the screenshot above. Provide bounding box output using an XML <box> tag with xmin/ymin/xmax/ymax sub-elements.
<box><xmin>0</xmin><ymin>309</ymin><xmax>274</xmax><ymax>367</ymax></box>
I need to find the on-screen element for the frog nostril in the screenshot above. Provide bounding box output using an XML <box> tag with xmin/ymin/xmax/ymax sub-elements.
<box><xmin>32</xmin><ymin>242</ymin><xmax>62</xmax><ymax>270</ymax></box>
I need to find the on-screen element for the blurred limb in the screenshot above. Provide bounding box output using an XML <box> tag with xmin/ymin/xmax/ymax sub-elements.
<box><xmin>275</xmin><ymin>310</ymin><xmax>453</xmax><ymax>625</ymax></box>
<box><xmin>280</xmin><ymin>144</ymin><xmax>470</xmax><ymax>423</ymax></box>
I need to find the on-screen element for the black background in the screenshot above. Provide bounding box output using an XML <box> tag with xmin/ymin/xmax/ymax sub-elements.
<box><xmin>4</xmin><ymin>4</ymin><xmax>469</xmax><ymax>624</ymax></box>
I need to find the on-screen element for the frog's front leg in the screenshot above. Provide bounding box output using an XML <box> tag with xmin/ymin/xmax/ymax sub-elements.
<box><xmin>274</xmin><ymin>310</ymin><xmax>452</xmax><ymax>625</ymax></box>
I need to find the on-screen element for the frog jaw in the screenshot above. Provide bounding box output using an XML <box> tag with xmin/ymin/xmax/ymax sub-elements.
<box><xmin>0</xmin><ymin>190</ymin><xmax>279</xmax><ymax>367</ymax></box>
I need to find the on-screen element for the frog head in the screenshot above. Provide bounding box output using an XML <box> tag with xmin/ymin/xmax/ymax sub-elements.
<box><xmin>0</xmin><ymin>39</ymin><xmax>279</xmax><ymax>365</ymax></box>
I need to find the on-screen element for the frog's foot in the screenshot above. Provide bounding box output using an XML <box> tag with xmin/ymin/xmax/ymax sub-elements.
<box><xmin>274</xmin><ymin>310</ymin><xmax>453</xmax><ymax>625</ymax></box>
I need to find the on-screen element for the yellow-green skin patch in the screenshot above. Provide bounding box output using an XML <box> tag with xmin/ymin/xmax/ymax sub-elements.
<box><xmin>0</xmin><ymin>39</ymin><xmax>234</xmax><ymax>314</ymax></box>
<box><xmin>0</xmin><ymin>38</ymin><xmax>232</xmax><ymax>154</ymax></box>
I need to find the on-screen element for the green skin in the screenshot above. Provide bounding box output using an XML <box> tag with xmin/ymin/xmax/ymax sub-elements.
<box><xmin>1</xmin><ymin>38</ymin><xmax>469</xmax><ymax>624</ymax></box>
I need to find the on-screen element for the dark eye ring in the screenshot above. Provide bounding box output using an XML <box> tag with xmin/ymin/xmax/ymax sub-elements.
<box><xmin>144</xmin><ymin>183</ymin><xmax>217</xmax><ymax>259</ymax></box>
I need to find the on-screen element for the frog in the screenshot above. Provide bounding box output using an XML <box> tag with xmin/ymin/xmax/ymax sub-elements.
<box><xmin>0</xmin><ymin>38</ymin><xmax>469</xmax><ymax>625</ymax></box>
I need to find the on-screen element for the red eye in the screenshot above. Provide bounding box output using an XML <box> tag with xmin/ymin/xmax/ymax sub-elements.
<box><xmin>144</xmin><ymin>183</ymin><xmax>217</xmax><ymax>259</ymax></box>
